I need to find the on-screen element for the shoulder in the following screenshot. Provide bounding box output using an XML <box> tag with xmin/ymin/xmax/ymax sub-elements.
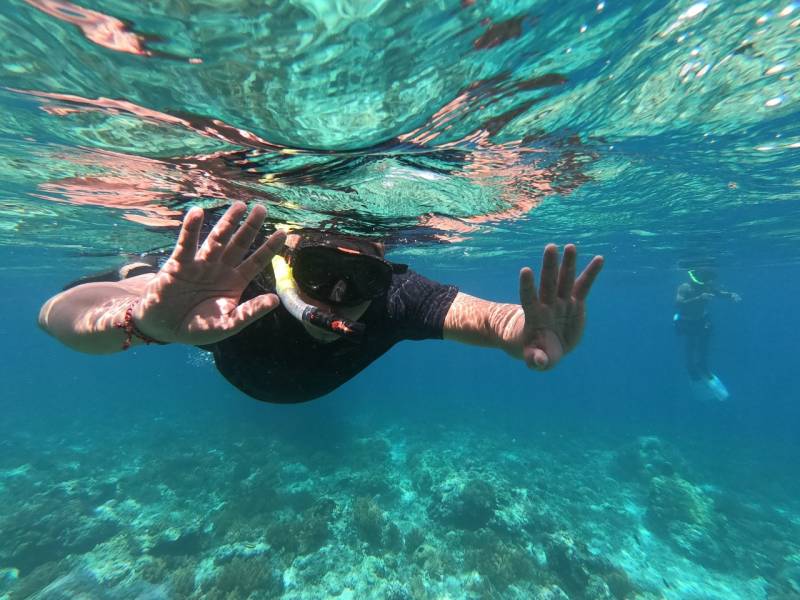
<box><xmin>387</xmin><ymin>268</ymin><xmax>457</xmax><ymax>300</ymax></box>
<box><xmin>383</xmin><ymin>268</ymin><xmax>459</xmax><ymax>339</ymax></box>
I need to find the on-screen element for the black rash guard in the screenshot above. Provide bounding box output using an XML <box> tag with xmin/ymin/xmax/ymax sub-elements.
<box><xmin>206</xmin><ymin>269</ymin><xmax>458</xmax><ymax>403</ymax></box>
<box><xmin>65</xmin><ymin>262</ymin><xmax>458</xmax><ymax>404</ymax></box>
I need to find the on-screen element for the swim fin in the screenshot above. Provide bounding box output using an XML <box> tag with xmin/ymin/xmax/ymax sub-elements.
<box><xmin>706</xmin><ymin>374</ymin><xmax>730</xmax><ymax>401</ymax></box>
<box><xmin>690</xmin><ymin>373</ymin><xmax>730</xmax><ymax>402</ymax></box>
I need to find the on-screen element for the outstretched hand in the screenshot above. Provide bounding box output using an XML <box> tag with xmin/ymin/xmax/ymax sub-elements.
<box><xmin>133</xmin><ymin>202</ymin><xmax>285</xmax><ymax>345</ymax></box>
<box><xmin>511</xmin><ymin>244</ymin><xmax>603</xmax><ymax>371</ymax></box>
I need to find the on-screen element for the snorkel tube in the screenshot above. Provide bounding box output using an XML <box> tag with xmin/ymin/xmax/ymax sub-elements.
<box><xmin>688</xmin><ymin>269</ymin><xmax>704</xmax><ymax>286</ymax></box>
<box><xmin>271</xmin><ymin>255</ymin><xmax>365</xmax><ymax>339</ymax></box>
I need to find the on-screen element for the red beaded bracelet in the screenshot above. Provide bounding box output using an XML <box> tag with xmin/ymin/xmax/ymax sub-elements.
<box><xmin>114</xmin><ymin>302</ymin><xmax>167</xmax><ymax>350</ymax></box>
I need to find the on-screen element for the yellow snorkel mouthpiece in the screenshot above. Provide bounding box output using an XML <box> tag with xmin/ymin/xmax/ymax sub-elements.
<box><xmin>271</xmin><ymin>253</ymin><xmax>295</xmax><ymax>292</ymax></box>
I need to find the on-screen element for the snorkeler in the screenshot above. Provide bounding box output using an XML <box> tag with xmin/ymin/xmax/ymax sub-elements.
<box><xmin>38</xmin><ymin>202</ymin><xmax>604</xmax><ymax>404</ymax></box>
<box><xmin>674</xmin><ymin>267</ymin><xmax>741</xmax><ymax>401</ymax></box>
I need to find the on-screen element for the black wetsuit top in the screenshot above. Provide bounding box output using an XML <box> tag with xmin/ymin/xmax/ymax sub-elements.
<box><xmin>66</xmin><ymin>262</ymin><xmax>458</xmax><ymax>404</ymax></box>
<box><xmin>207</xmin><ymin>269</ymin><xmax>458</xmax><ymax>403</ymax></box>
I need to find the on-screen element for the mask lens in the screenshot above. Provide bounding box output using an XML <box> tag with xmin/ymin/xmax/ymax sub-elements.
<box><xmin>296</xmin><ymin>250</ymin><xmax>335</xmax><ymax>290</ymax></box>
<box><xmin>292</xmin><ymin>246</ymin><xmax>392</xmax><ymax>305</ymax></box>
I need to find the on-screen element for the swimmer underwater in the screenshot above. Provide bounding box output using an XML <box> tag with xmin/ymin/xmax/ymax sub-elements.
<box><xmin>39</xmin><ymin>202</ymin><xmax>604</xmax><ymax>403</ymax></box>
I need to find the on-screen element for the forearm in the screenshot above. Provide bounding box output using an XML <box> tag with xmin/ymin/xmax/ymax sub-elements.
<box><xmin>38</xmin><ymin>279</ymin><xmax>150</xmax><ymax>354</ymax></box>
<box><xmin>443</xmin><ymin>292</ymin><xmax>522</xmax><ymax>353</ymax></box>
<box><xmin>676</xmin><ymin>294</ymin><xmax>707</xmax><ymax>305</ymax></box>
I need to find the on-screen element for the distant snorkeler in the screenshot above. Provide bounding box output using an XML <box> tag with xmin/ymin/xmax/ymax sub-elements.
<box><xmin>674</xmin><ymin>265</ymin><xmax>741</xmax><ymax>401</ymax></box>
<box><xmin>39</xmin><ymin>203</ymin><xmax>603</xmax><ymax>404</ymax></box>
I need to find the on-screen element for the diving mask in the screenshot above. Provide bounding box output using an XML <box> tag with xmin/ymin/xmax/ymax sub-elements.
<box><xmin>288</xmin><ymin>245</ymin><xmax>396</xmax><ymax>307</ymax></box>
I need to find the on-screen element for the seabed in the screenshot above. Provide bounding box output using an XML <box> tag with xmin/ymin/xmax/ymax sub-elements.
<box><xmin>0</xmin><ymin>413</ymin><xmax>797</xmax><ymax>599</ymax></box>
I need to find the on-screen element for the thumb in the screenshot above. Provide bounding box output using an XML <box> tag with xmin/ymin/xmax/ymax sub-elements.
<box><xmin>225</xmin><ymin>293</ymin><xmax>280</xmax><ymax>334</ymax></box>
<box><xmin>524</xmin><ymin>347</ymin><xmax>550</xmax><ymax>371</ymax></box>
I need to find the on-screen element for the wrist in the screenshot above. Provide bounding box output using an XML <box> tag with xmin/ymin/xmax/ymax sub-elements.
<box><xmin>493</xmin><ymin>305</ymin><xmax>525</xmax><ymax>351</ymax></box>
<box><xmin>115</xmin><ymin>300</ymin><xmax>168</xmax><ymax>350</ymax></box>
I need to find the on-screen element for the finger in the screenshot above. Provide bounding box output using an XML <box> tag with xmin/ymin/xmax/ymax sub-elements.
<box><xmin>221</xmin><ymin>204</ymin><xmax>267</xmax><ymax>266</ymax></box>
<box><xmin>524</xmin><ymin>346</ymin><xmax>550</xmax><ymax>371</ymax></box>
<box><xmin>237</xmin><ymin>230</ymin><xmax>286</xmax><ymax>282</ymax></box>
<box><xmin>170</xmin><ymin>207</ymin><xmax>204</xmax><ymax>263</ymax></box>
<box><xmin>519</xmin><ymin>267</ymin><xmax>538</xmax><ymax>320</ymax></box>
<box><xmin>539</xmin><ymin>244</ymin><xmax>559</xmax><ymax>305</ymax></box>
<box><xmin>557</xmin><ymin>244</ymin><xmax>577</xmax><ymax>300</ymax></box>
<box><xmin>573</xmin><ymin>255</ymin><xmax>605</xmax><ymax>301</ymax></box>
<box><xmin>197</xmin><ymin>202</ymin><xmax>247</xmax><ymax>262</ymax></box>
<box><xmin>222</xmin><ymin>293</ymin><xmax>281</xmax><ymax>336</ymax></box>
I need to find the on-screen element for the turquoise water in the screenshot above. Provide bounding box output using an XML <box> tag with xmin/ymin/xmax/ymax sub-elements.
<box><xmin>1</xmin><ymin>1</ymin><xmax>800</xmax><ymax>598</ymax></box>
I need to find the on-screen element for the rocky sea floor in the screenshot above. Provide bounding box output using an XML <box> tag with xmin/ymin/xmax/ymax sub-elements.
<box><xmin>1</xmin><ymin>411</ymin><xmax>798</xmax><ymax>600</ymax></box>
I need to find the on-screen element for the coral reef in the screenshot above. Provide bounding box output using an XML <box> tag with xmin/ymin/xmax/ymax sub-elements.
<box><xmin>352</xmin><ymin>496</ymin><xmax>401</xmax><ymax>551</ymax></box>
<box><xmin>645</xmin><ymin>474</ymin><xmax>730</xmax><ymax>568</ymax></box>
<box><xmin>544</xmin><ymin>531</ymin><xmax>637</xmax><ymax>599</ymax></box>
<box><xmin>430</xmin><ymin>478</ymin><xmax>497</xmax><ymax>530</ymax></box>
<box><xmin>647</xmin><ymin>475</ymin><xmax>714</xmax><ymax>530</ymax></box>
<box><xmin>0</xmin><ymin>489</ymin><xmax>119</xmax><ymax>576</ymax></box>
<box><xmin>402</xmin><ymin>526</ymin><xmax>426</xmax><ymax>554</ymax></box>
<box><xmin>209</xmin><ymin>556</ymin><xmax>283</xmax><ymax>599</ymax></box>
<box><xmin>464</xmin><ymin>529</ymin><xmax>538</xmax><ymax>590</ymax></box>
<box><xmin>613</xmin><ymin>436</ymin><xmax>686</xmax><ymax>483</ymax></box>
<box><xmin>0</xmin><ymin>418</ymin><xmax>796</xmax><ymax>600</ymax></box>
<box><xmin>352</xmin><ymin>496</ymin><xmax>385</xmax><ymax>547</ymax></box>
<box><xmin>267</xmin><ymin>498</ymin><xmax>335</xmax><ymax>557</ymax></box>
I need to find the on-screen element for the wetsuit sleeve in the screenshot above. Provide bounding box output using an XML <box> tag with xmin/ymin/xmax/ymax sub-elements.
<box><xmin>385</xmin><ymin>269</ymin><xmax>459</xmax><ymax>340</ymax></box>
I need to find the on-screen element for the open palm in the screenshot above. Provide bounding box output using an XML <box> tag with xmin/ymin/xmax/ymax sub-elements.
<box><xmin>512</xmin><ymin>244</ymin><xmax>603</xmax><ymax>371</ymax></box>
<box><xmin>133</xmin><ymin>202</ymin><xmax>285</xmax><ymax>345</ymax></box>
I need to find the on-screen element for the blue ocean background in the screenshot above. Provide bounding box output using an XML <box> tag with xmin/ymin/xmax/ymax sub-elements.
<box><xmin>2</xmin><ymin>0</ymin><xmax>800</xmax><ymax>598</ymax></box>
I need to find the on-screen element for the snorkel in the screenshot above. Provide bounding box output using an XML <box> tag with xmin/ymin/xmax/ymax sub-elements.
<box><xmin>687</xmin><ymin>269</ymin><xmax>704</xmax><ymax>286</ymax></box>
<box><xmin>271</xmin><ymin>254</ymin><xmax>365</xmax><ymax>339</ymax></box>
